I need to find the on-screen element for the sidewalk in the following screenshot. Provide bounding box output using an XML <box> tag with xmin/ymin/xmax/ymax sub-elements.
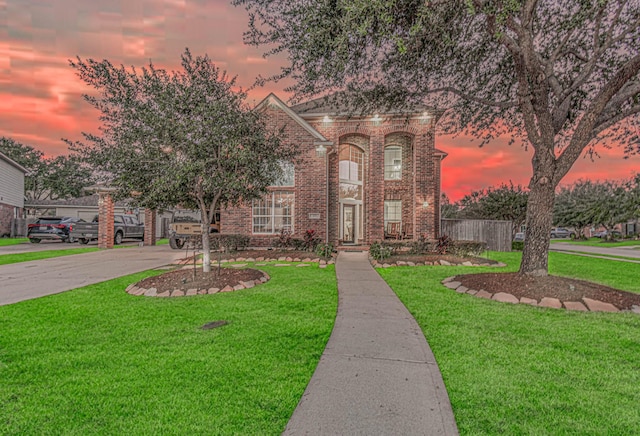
<box><xmin>283</xmin><ymin>251</ymin><xmax>458</xmax><ymax>435</ymax></box>
<box><xmin>0</xmin><ymin>245</ymin><xmax>184</xmax><ymax>306</ymax></box>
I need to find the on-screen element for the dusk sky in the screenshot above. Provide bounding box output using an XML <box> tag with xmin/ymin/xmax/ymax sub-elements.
<box><xmin>2</xmin><ymin>0</ymin><xmax>638</xmax><ymax>201</ymax></box>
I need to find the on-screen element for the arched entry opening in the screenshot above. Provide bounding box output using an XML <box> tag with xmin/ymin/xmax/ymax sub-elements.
<box><xmin>338</xmin><ymin>144</ymin><xmax>365</xmax><ymax>244</ymax></box>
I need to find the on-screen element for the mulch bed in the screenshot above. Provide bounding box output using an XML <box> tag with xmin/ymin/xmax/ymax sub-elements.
<box><xmin>456</xmin><ymin>272</ymin><xmax>640</xmax><ymax>310</ymax></box>
<box><xmin>137</xmin><ymin>268</ymin><xmax>264</xmax><ymax>294</ymax></box>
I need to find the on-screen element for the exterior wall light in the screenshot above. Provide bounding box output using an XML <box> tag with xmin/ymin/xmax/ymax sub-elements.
<box><xmin>316</xmin><ymin>144</ymin><xmax>327</xmax><ymax>157</ymax></box>
<box><xmin>322</xmin><ymin>115</ymin><xmax>332</xmax><ymax>123</ymax></box>
<box><xmin>371</xmin><ymin>114</ymin><xmax>382</xmax><ymax>124</ymax></box>
<box><xmin>421</xmin><ymin>112</ymin><xmax>432</xmax><ymax>124</ymax></box>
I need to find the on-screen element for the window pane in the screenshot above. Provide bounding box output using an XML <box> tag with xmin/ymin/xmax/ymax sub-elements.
<box><xmin>253</xmin><ymin>191</ymin><xmax>294</xmax><ymax>234</ymax></box>
<box><xmin>384</xmin><ymin>200</ymin><xmax>402</xmax><ymax>223</ymax></box>
<box><xmin>274</xmin><ymin>161</ymin><xmax>295</xmax><ymax>186</ymax></box>
<box><xmin>384</xmin><ymin>146</ymin><xmax>402</xmax><ymax>180</ymax></box>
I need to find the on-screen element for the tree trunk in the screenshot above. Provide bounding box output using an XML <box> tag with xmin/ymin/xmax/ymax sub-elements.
<box><xmin>202</xmin><ymin>231</ymin><xmax>211</xmax><ymax>273</ymax></box>
<box><xmin>520</xmin><ymin>180</ymin><xmax>556</xmax><ymax>276</ymax></box>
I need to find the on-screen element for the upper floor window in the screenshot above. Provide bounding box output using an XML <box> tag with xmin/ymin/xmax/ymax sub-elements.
<box><xmin>339</xmin><ymin>144</ymin><xmax>364</xmax><ymax>183</ymax></box>
<box><xmin>272</xmin><ymin>161</ymin><xmax>295</xmax><ymax>187</ymax></box>
<box><xmin>384</xmin><ymin>146</ymin><xmax>402</xmax><ymax>180</ymax></box>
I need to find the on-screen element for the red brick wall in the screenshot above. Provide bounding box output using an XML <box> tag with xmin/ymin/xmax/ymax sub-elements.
<box><xmin>0</xmin><ymin>202</ymin><xmax>19</xmax><ymax>237</ymax></box>
<box><xmin>222</xmin><ymin>104</ymin><xmax>443</xmax><ymax>246</ymax></box>
<box><xmin>220</xmin><ymin>104</ymin><xmax>329</xmax><ymax>247</ymax></box>
<box><xmin>98</xmin><ymin>193</ymin><xmax>115</xmax><ymax>249</ymax></box>
<box><xmin>144</xmin><ymin>209</ymin><xmax>156</xmax><ymax>246</ymax></box>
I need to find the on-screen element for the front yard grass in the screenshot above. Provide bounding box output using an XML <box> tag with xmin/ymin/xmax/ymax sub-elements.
<box><xmin>379</xmin><ymin>251</ymin><xmax>640</xmax><ymax>435</ymax></box>
<box><xmin>0</xmin><ymin>238</ymin><xmax>28</xmax><ymax>246</ymax></box>
<box><xmin>0</xmin><ymin>247</ymin><xmax>100</xmax><ymax>265</ymax></box>
<box><xmin>0</xmin><ymin>264</ymin><xmax>337</xmax><ymax>434</ymax></box>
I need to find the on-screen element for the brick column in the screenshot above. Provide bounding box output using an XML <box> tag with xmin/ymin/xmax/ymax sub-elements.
<box><xmin>144</xmin><ymin>209</ymin><xmax>156</xmax><ymax>246</ymax></box>
<box><xmin>413</xmin><ymin>130</ymin><xmax>437</xmax><ymax>239</ymax></box>
<box><xmin>98</xmin><ymin>193</ymin><xmax>115</xmax><ymax>249</ymax></box>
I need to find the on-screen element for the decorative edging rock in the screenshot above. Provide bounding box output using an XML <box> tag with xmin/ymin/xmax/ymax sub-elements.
<box><xmin>441</xmin><ymin>276</ymin><xmax>639</xmax><ymax>314</ymax></box>
<box><xmin>173</xmin><ymin>256</ymin><xmax>336</xmax><ymax>266</ymax></box>
<box><xmin>125</xmin><ymin>270</ymin><xmax>271</xmax><ymax>298</ymax></box>
<box><xmin>371</xmin><ymin>258</ymin><xmax>506</xmax><ymax>268</ymax></box>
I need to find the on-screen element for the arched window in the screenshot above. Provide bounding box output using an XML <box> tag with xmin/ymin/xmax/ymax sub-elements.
<box><xmin>384</xmin><ymin>146</ymin><xmax>402</xmax><ymax>180</ymax></box>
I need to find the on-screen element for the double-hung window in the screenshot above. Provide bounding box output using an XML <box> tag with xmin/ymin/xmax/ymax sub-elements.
<box><xmin>384</xmin><ymin>146</ymin><xmax>402</xmax><ymax>180</ymax></box>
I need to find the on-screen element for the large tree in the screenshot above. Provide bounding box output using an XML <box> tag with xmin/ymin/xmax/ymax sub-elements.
<box><xmin>0</xmin><ymin>137</ymin><xmax>93</xmax><ymax>201</ymax></box>
<box><xmin>68</xmin><ymin>49</ymin><xmax>296</xmax><ymax>272</ymax></box>
<box><xmin>236</xmin><ymin>0</ymin><xmax>640</xmax><ymax>276</ymax></box>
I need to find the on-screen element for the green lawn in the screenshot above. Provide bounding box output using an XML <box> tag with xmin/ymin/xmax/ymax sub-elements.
<box><xmin>379</xmin><ymin>251</ymin><xmax>640</xmax><ymax>435</ymax></box>
<box><xmin>0</xmin><ymin>238</ymin><xmax>28</xmax><ymax>246</ymax></box>
<box><xmin>0</xmin><ymin>247</ymin><xmax>100</xmax><ymax>266</ymax></box>
<box><xmin>0</xmin><ymin>264</ymin><xmax>337</xmax><ymax>434</ymax></box>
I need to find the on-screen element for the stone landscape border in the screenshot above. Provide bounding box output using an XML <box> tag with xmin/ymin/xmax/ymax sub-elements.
<box><xmin>125</xmin><ymin>269</ymin><xmax>271</xmax><ymax>298</ymax></box>
<box><xmin>126</xmin><ymin>256</ymin><xmax>337</xmax><ymax>298</ymax></box>
<box><xmin>442</xmin><ymin>276</ymin><xmax>640</xmax><ymax>314</ymax></box>
<box><xmin>370</xmin><ymin>258</ymin><xmax>506</xmax><ymax>268</ymax></box>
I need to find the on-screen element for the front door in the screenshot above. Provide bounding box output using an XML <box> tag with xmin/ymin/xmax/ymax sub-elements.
<box><xmin>343</xmin><ymin>205</ymin><xmax>355</xmax><ymax>243</ymax></box>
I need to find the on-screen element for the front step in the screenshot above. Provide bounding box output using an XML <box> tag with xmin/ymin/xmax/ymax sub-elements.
<box><xmin>336</xmin><ymin>245</ymin><xmax>370</xmax><ymax>252</ymax></box>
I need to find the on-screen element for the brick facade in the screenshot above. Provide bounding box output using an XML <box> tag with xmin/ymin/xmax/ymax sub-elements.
<box><xmin>144</xmin><ymin>208</ymin><xmax>157</xmax><ymax>246</ymax></box>
<box><xmin>97</xmin><ymin>193</ymin><xmax>115</xmax><ymax>249</ymax></box>
<box><xmin>0</xmin><ymin>202</ymin><xmax>22</xmax><ymax>237</ymax></box>
<box><xmin>221</xmin><ymin>94</ymin><xmax>446</xmax><ymax>247</ymax></box>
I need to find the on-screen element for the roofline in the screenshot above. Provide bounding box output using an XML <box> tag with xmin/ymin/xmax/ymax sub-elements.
<box><xmin>0</xmin><ymin>151</ymin><xmax>28</xmax><ymax>173</ymax></box>
<box><xmin>254</xmin><ymin>93</ymin><xmax>330</xmax><ymax>143</ymax></box>
<box><xmin>296</xmin><ymin>109</ymin><xmax>446</xmax><ymax>119</ymax></box>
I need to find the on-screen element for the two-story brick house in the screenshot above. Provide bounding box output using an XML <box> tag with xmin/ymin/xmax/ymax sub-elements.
<box><xmin>221</xmin><ymin>93</ymin><xmax>447</xmax><ymax>247</ymax></box>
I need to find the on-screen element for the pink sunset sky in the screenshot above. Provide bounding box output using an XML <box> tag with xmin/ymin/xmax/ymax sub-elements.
<box><xmin>1</xmin><ymin>0</ymin><xmax>638</xmax><ymax>201</ymax></box>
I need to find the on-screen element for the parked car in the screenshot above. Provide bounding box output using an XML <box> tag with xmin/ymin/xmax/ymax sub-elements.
<box><xmin>27</xmin><ymin>217</ymin><xmax>85</xmax><ymax>243</ymax></box>
<box><xmin>513</xmin><ymin>232</ymin><xmax>525</xmax><ymax>242</ymax></box>
<box><xmin>69</xmin><ymin>214</ymin><xmax>144</xmax><ymax>245</ymax></box>
<box><xmin>168</xmin><ymin>209</ymin><xmax>220</xmax><ymax>249</ymax></box>
<box><xmin>550</xmin><ymin>227</ymin><xmax>576</xmax><ymax>239</ymax></box>
<box><xmin>594</xmin><ymin>229</ymin><xmax>622</xmax><ymax>239</ymax></box>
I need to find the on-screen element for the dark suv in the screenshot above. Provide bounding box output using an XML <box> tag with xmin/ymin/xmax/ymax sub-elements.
<box><xmin>27</xmin><ymin>217</ymin><xmax>85</xmax><ymax>243</ymax></box>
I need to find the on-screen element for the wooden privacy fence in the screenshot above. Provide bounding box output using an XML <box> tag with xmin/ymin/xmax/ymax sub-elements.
<box><xmin>441</xmin><ymin>219</ymin><xmax>512</xmax><ymax>252</ymax></box>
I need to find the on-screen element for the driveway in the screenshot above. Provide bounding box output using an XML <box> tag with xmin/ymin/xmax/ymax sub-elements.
<box><xmin>0</xmin><ymin>245</ymin><xmax>184</xmax><ymax>306</ymax></box>
<box><xmin>550</xmin><ymin>242</ymin><xmax>640</xmax><ymax>261</ymax></box>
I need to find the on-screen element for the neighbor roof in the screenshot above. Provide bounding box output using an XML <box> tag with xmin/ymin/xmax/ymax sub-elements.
<box><xmin>0</xmin><ymin>151</ymin><xmax>28</xmax><ymax>173</ymax></box>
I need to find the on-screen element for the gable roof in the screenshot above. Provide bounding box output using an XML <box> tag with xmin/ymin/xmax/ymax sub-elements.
<box><xmin>254</xmin><ymin>93</ymin><xmax>330</xmax><ymax>144</ymax></box>
<box><xmin>0</xmin><ymin>151</ymin><xmax>28</xmax><ymax>173</ymax></box>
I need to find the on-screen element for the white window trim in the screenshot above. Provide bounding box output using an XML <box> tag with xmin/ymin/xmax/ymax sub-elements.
<box><xmin>252</xmin><ymin>191</ymin><xmax>295</xmax><ymax>234</ymax></box>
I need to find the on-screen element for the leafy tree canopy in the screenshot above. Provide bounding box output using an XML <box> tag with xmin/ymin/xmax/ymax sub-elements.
<box><xmin>236</xmin><ymin>0</ymin><xmax>640</xmax><ymax>275</ymax></box>
<box><xmin>67</xmin><ymin>49</ymin><xmax>298</xmax><ymax>271</ymax></box>
<box><xmin>0</xmin><ymin>137</ymin><xmax>94</xmax><ymax>202</ymax></box>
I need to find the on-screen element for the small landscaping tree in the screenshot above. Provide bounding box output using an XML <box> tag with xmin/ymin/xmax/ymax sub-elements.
<box><xmin>68</xmin><ymin>49</ymin><xmax>297</xmax><ymax>272</ymax></box>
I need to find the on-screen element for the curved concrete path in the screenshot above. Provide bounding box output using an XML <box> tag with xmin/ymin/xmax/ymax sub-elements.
<box><xmin>283</xmin><ymin>251</ymin><xmax>458</xmax><ymax>435</ymax></box>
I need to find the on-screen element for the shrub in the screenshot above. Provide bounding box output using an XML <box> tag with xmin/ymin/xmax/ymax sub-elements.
<box><xmin>210</xmin><ymin>234</ymin><xmax>250</xmax><ymax>252</ymax></box>
<box><xmin>409</xmin><ymin>234</ymin><xmax>436</xmax><ymax>254</ymax></box>
<box><xmin>303</xmin><ymin>229</ymin><xmax>322</xmax><ymax>252</ymax></box>
<box><xmin>369</xmin><ymin>241</ymin><xmax>395</xmax><ymax>261</ymax></box>
<box><xmin>272</xmin><ymin>229</ymin><xmax>293</xmax><ymax>249</ymax></box>
<box><xmin>315</xmin><ymin>242</ymin><xmax>334</xmax><ymax>259</ymax></box>
<box><xmin>512</xmin><ymin>241</ymin><xmax>524</xmax><ymax>251</ymax></box>
<box><xmin>450</xmin><ymin>240</ymin><xmax>487</xmax><ymax>256</ymax></box>
<box><xmin>435</xmin><ymin>234</ymin><xmax>452</xmax><ymax>255</ymax></box>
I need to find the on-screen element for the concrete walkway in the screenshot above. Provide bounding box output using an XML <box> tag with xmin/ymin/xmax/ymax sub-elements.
<box><xmin>0</xmin><ymin>245</ymin><xmax>184</xmax><ymax>306</ymax></box>
<box><xmin>283</xmin><ymin>251</ymin><xmax>458</xmax><ymax>435</ymax></box>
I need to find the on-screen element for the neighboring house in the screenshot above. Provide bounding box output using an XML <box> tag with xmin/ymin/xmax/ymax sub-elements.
<box><xmin>221</xmin><ymin>93</ymin><xmax>447</xmax><ymax>247</ymax></box>
<box><xmin>0</xmin><ymin>151</ymin><xmax>27</xmax><ymax>237</ymax></box>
